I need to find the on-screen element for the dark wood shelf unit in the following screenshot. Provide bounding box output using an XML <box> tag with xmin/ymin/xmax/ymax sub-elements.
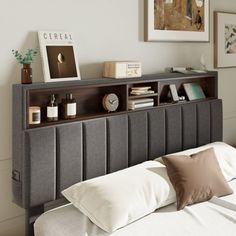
<box><xmin>14</xmin><ymin>71</ymin><xmax>218</xmax><ymax>129</ymax></box>
<box><xmin>158</xmin><ymin>74</ymin><xmax>217</xmax><ymax>104</ymax></box>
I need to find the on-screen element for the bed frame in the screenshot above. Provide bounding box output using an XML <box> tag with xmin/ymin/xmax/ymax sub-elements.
<box><xmin>12</xmin><ymin>74</ymin><xmax>222</xmax><ymax>236</ymax></box>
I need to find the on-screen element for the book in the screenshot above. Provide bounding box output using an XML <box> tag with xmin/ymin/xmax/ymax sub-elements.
<box><xmin>38</xmin><ymin>31</ymin><xmax>81</xmax><ymax>82</ymax></box>
<box><xmin>128</xmin><ymin>98</ymin><xmax>154</xmax><ymax>105</ymax></box>
<box><xmin>183</xmin><ymin>83</ymin><xmax>206</xmax><ymax>100</ymax></box>
<box><xmin>128</xmin><ymin>102</ymin><xmax>154</xmax><ymax>110</ymax></box>
<box><xmin>130</xmin><ymin>90</ymin><xmax>155</xmax><ymax>95</ymax></box>
<box><xmin>131</xmin><ymin>86</ymin><xmax>152</xmax><ymax>91</ymax></box>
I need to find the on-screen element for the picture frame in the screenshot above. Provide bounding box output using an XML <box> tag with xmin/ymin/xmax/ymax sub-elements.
<box><xmin>169</xmin><ymin>84</ymin><xmax>179</xmax><ymax>102</ymax></box>
<box><xmin>214</xmin><ymin>11</ymin><xmax>236</xmax><ymax>68</ymax></box>
<box><xmin>145</xmin><ymin>0</ymin><xmax>209</xmax><ymax>42</ymax></box>
<box><xmin>38</xmin><ymin>31</ymin><xmax>81</xmax><ymax>82</ymax></box>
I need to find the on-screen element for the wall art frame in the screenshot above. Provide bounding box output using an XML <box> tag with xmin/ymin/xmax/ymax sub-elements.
<box><xmin>145</xmin><ymin>0</ymin><xmax>209</xmax><ymax>42</ymax></box>
<box><xmin>214</xmin><ymin>11</ymin><xmax>236</xmax><ymax>68</ymax></box>
<box><xmin>38</xmin><ymin>31</ymin><xmax>81</xmax><ymax>82</ymax></box>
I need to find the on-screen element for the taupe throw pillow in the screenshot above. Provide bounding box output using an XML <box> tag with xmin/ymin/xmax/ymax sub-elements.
<box><xmin>162</xmin><ymin>148</ymin><xmax>233</xmax><ymax>210</ymax></box>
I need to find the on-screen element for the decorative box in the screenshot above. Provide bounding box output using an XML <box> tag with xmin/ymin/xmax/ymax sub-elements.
<box><xmin>103</xmin><ymin>61</ymin><xmax>142</xmax><ymax>79</ymax></box>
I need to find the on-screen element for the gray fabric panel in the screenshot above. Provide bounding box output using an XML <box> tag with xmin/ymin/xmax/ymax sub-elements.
<box><xmin>128</xmin><ymin>112</ymin><xmax>148</xmax><ymax>166</ymax></box>
<box><xmin>148</xmin><ymin>108</ymin><xmax>165</xmax><ymax>159</ymax></box>
<box><xmin>12</xmin><ymin>86</ymin><xmax>23</xmax><ymax>206</ymax></box>
<box><xmin>57</xmin><ymin>123</ymin><xmax>83</xmax><ymax>196</ymax></box>
<box><xmin>165</xmin><ymin>106</ymin><xmax>182</xmax><ymax>154</ymax></box>
<box><xmin>210</xmin><ymin>99</ymin><xmax>223</xmax><ymax>142</ymax></box>
<box><xmin>25</xmin><ymin>128</ymin><xmax>56</xmax><ymax>207</ymax></box>
<box><xmin>107</xmin><ymin>115</ymin><xmax>128</xmax><ymax>173</ymax></box>
<box><xmin>197</xmin><ymin>102</ymin><xmax>211</xmax><ymax>146</ymax></box>
<box><xmin>182</xmin><ymin>103</ymin><xmax>197</xmax><ymax>150</ymax></box>
<box><xmin>83</xmin><ymin>119</ymin><xmax>106</xmax><ymax>180</ymax></box>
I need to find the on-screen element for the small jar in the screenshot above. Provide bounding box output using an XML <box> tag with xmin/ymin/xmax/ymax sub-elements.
<box><xmin>29</xmin><ymin>106</ymin><xmax>41</xmax><ymax>125</ymax></box>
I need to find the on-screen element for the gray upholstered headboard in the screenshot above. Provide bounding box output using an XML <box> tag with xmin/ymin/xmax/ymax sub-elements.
<box><xmin>12</xmin><ymin>99</ymin><xmax>222</xmax><ymax>209</ymax></box>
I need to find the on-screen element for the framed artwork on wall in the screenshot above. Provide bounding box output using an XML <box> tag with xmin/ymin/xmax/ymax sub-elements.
<box><xmin>214</xmin><ymin>11</ymin><xmax>236</xmax><ymax>68</ymax></box>
<box><xmin>38</xmin><ymin>31</ymin><xmax>81</xmax><ymax>82</ymax></box>
<box><xmin>145</xmin><ymin>0</ymin><xmax>209</xmax><ymax>42</ymax></box>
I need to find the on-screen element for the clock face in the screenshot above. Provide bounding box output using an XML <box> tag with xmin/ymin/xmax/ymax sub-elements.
<box><xmin>102</xmin><ymin>93</ymin><xmax>119</xmax><ymax>112</ymax></box>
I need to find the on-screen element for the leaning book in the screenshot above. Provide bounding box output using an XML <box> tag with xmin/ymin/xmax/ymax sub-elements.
<box><xmin>183</xmin><ymin>83</ymin><xmax>206</xmax><ymax>100</ymax></box>
<box><xmin>38</xmin><ymin>31</ymin><xmax>81</xmax><ymax>82</ymax></box>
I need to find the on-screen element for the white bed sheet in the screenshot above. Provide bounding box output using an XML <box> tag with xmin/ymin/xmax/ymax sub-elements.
<box><xmin>34</xmin><ymin>180</ymin><xmax>236</xmax><ymax>236</ymax></box>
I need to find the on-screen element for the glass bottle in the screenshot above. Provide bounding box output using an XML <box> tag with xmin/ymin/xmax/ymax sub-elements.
<box><xmin>47</xmin><ymin>94</ymin><xmax>58</xmax><ymax>121</ymax></box>
<box><xmin>62</xmin><ymin>93</ymin><xmax>77</xmax><ymax>119</ymax></box>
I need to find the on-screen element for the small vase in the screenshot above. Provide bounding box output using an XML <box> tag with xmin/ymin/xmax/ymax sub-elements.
<box><xmin>21</xmin><ymin>64</ymin><xmax>32</xmax><ymax>84</ymax></box>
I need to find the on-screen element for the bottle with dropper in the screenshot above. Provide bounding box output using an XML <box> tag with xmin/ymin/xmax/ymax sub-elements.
<box><xmin>47</xmin><ymin>94</ymin><xmax>58</xmax><ymax>122</ymax></box>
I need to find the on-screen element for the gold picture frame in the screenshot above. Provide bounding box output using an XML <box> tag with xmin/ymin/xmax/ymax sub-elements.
<box><xmin>145</xmin><ymin>0</ymin><xmax>209</xmax><ymax>42</ymax></box>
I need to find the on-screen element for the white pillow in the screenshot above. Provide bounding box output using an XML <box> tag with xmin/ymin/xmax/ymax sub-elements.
<box><xmin>156</xmin><ymin>142</ymin><xmax>236</xmax><ymax>182</ymax></box>
<box><xmin>62</xmin><ymin>161</ymin><xmax>175</xmax><ymax>233</ymax></box>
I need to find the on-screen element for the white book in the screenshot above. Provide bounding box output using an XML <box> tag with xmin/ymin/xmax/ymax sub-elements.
<box><xmin>38</xmin><ymin>31</ymin><xmax>81</xmax><ymax>82</ymax></box>
<box><xmin>131</xmin><ymin>86</ymin><xmax>152</xmax><ymax>91</ymax></box>
<box><xmin>130</xmin><ymin>90</ymin><xmax>155</xmax><ymax>95</ymax></box>
<box><xmin>128</xmin><ymin>98</ymin><xmax>154</xmax><ymax>105</ymax></box>
<box><xmin>128</xmin><ymin>102</ymin><xmax>154</xmax><ymax>110</ymax></box>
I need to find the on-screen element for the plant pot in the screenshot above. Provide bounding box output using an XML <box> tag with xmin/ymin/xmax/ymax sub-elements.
<box><xmin>21</xmin><ymin>64</ymin><xmax>32</xmax><ymax>84</ymax></box>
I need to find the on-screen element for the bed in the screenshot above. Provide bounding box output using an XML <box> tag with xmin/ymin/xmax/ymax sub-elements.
<box><xmin>35</xmin><ymin>178</ymin><xmax>236</xmax><ymax>236</ymax></box>
<box><xmin>12</xmin><ymin>86</ymin><xmax>225</xmax><ymax>236</ymax></box>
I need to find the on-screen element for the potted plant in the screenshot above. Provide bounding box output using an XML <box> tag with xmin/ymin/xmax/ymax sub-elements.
<box><xmin>12</xmin><ymin>48</ymin><xmax>38</xmax><ymax>84</ymax></box>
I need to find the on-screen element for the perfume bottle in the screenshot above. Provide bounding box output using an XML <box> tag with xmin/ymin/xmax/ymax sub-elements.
<box><xmin>62</xmin><ymin>93</ymin><xmax>77</xmax><ymax>119</ymax></box>
<box><xmin>47</xmin><ymin>94</ymin><xmax>58</xmax><ymax>121</ymax></box>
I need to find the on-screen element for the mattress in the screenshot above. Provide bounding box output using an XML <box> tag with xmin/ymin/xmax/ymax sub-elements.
<box><xmin>34</xmin><ymin>180</ymin><xmax>236</xmax><ymax>236</ymax></box>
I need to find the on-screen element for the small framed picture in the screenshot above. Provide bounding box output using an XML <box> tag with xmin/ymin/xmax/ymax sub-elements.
<box><xmin>214</xmin><ymin>11</ymin><xmax>236</xmax><ymax>68</ymax></box>
<box><xmin>169</xmin><ymin>84</ymin><xmax>179</xmax><ymax>102</ymax></box>
<box><xmin>38</xmin><ymin>31</ymin><xmax>81</xmax><ymax>82</ymax></box>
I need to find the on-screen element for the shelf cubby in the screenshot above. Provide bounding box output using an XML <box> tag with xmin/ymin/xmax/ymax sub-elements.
<box><xmin>18</xmin><ymin>71</ymin><xmax>218</xmax><ymax>128</ymax></box>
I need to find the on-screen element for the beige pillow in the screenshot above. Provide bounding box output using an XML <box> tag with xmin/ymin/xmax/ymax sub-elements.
<box><xmin>162</xmin><ymin>148</ymin><xmax>233</xmax><ymax>210</ymax></box>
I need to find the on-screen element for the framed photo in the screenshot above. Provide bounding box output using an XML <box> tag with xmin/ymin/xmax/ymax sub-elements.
<box><xmin>214</xmin><ymin>11</ymin><xmax>236</xmax><ymax>68</ymax></box>
<box><xmin>169</xmin><ymin>84</ymin><xmax>179</xmax><ymax>102</ymax></box>
<box><xmin>145</xmin><ymin>0</ymin><xmax>209</xmax><ymax>42</ymax></box>
<box><xmin>38</xmin><ymin>31</ymin><xmax>81</xmax><ymax>82</ymax></box>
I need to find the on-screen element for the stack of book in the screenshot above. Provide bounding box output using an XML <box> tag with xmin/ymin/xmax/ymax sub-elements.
<box><xmin>128</xmin><ymin>98</ymin><xmax>154</xmax><ymax>110</ymax></box>
<box><xmin>130</xmin><ymin>86</ymin><xmax>155</xmax><ymax>95</ymax></box>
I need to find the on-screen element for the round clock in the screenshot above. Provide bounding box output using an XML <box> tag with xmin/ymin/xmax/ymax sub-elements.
<box><xmin>102</xmin><ymin>93</ymin><xmax>119</xmax><ymax>112</ymax></box>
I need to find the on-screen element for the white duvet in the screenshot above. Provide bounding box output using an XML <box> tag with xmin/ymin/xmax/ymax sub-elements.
<box><xmin>34</xmin><ymin>180</ymin><xmax>236</xmax><ymax>236</ymax></box>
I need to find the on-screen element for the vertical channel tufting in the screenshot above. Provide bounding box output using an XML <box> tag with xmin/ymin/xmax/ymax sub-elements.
<box><xmin>148</xmin><ymin>108</ymin><xmax>165</xmax><ymax>159</ymax></box>
<box><xmin>197</xmin><ymin>101</ymin><xmax>211</xmax><ymax>146</ymax></box>
<box><xmin>165</xmin><ymin>106</ymin><xmax>182</xmax><ymax>154</ymax></box>
<box><xmin>56</xmin><ymin>122</ymin><xmax>83</xmax><ymax>197</ymax></box>
<box><xmin>210</xmin><ymin>99</ymin><xmax>223</xmax><ymax>142</ymax></box>
<box><xmin>128</xmin><ymin>112</ymin><xmax>148</xmax><ymax>166</ymax></box>
<box><xmin>182</xmin><ymin>103</ymin><xmax>197</xmax><ymax>150</ymax></box>
<box><xmin>83</xmin><ymin>119</ymin><xmax>106</xmax><ymax>180</ymax></box>
<box><xmin>25</xmin><ymin>127</ymin><xmax>56</xmax><ymax>207</ymax></box>
<box><xmin>107</xmin><ymin>115</ymin><xmax>128</xmax><ymax>173</ymax></box>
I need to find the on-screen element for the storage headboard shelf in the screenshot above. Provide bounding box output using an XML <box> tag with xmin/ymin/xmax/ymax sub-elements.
<box><xmin>12</xmin><ymin>72</ymin><xmax>222</xmax><ymax>236</ymax></box>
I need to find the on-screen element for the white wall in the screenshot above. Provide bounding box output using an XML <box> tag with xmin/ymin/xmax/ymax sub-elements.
<box><xmin>1</xmin><ymin>0</ymin><xmax>236</xmax><ymax>235</ymax></box>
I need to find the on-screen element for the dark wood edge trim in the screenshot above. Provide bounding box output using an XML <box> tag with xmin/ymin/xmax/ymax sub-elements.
<box><xmin>144</xmin><ymin>0</ymin><xmax>148</xmax><ymax>42</ymax></box>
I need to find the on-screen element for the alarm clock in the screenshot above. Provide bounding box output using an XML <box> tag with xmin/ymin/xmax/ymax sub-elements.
<box><xmin>102</xmin><ymin>93</ymin><xmax>119</xmax><ymax>112</ymax></box>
